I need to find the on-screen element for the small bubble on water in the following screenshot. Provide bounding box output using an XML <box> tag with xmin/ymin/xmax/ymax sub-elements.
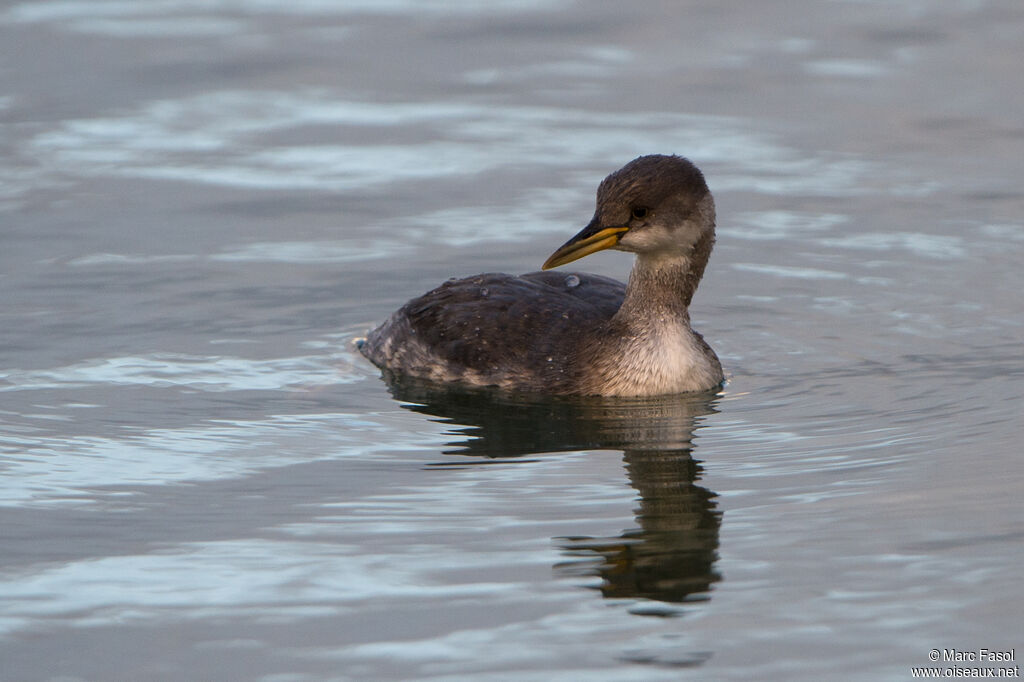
<box><xmin>564</xmin><ymin>274</ymin><xmax>580</xmax><ymax>288</ymax></box>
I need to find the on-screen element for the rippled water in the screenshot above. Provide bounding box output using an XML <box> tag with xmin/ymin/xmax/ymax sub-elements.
<box><xmin>2</xmin><ymin>1</ymin><xmax>1022</xmax><ymax>680</ymax></box>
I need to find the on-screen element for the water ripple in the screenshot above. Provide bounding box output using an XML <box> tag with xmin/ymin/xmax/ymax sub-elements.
<box><xmin>23</xmin><ymin>91</ymin><xmax>899</xmax><ymax>198</ymax></box>
<box><xmin>0</xmin><ymin>412</ymin><xmax>419</xmax><ymax>506</ymax></box>
<box><xmin>0</xmin><ymin>353</ymin><xmax>360</xmax><ymax>393</ymax></box>
<box><xmin>2</xmin><ymin>0</ymin><xmax>569</xmax><ymax>32</ymax></box>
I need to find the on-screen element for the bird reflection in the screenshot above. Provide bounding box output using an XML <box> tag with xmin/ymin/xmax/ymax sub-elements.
<box><xmin>381</xmin><ymin>373</ymin><xmax>723</xmax><ymax>608</ymax></box>
<box><xmin>560</xmin><ymin>449</ymin><xmax>720</xmax><ymax>605</ymax></box>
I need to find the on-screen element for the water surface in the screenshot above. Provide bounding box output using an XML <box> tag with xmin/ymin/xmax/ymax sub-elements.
<box><xmin>1</xmin><ymin>1</ymin><xmax>1022</xmax><ymax>680</ymax></box>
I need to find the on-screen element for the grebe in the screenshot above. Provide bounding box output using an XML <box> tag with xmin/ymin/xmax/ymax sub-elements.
<box><xmin>360</xmin><ymin>155</ymin><xmax>724</xmax><ymax>396</ymax></box>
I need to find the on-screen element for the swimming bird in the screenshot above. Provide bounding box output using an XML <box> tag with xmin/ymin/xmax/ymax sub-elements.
<box><xmin>360</xmin><ymin>154</ymin><xmax>723</xmax><ymax>396</ymax></box>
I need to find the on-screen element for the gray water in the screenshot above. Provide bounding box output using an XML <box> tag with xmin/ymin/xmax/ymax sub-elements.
<box><xmin>2</xmin><ymin>1</ymin><xmax>1022</xmax><ymax>680</ymax></box>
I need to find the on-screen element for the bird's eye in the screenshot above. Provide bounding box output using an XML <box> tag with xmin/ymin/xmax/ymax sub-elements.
<box><xmin>631</xmin><ymin>206</ymin><xmax>648</xmax><ymax>220</ymax></box>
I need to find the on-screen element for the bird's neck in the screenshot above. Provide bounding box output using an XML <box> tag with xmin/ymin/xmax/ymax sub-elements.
<box><xmin>616</xmin><ymin>231</ymin><xmax>714</xmax><ymax>325</ymax></box>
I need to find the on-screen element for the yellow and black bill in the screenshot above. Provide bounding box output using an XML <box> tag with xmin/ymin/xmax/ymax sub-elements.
<box><xmin>541</xmin><ymin>217</ymin><xmax>629</xmax><ymax>270</ymax></box>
